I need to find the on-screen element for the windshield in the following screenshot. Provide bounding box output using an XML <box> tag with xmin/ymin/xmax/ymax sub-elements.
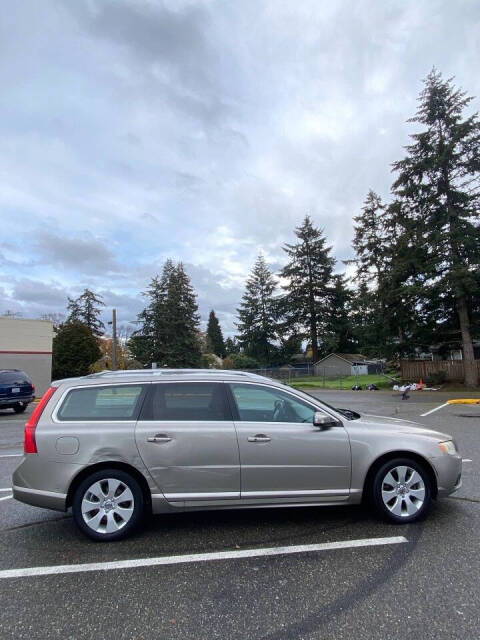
<box><xmin>292</xmin><ymin>388</ymin><xmax>361</xmax><ymax>420</ymax></box>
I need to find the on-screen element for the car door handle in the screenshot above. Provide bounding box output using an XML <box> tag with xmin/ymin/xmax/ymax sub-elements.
<box><xmin>248</xmin><ymin>434</ymin><xmax>271</xmax><ymax>443</ymax></box>
<box><xmin>147</xmin><ymin>434</ymin><xmax>172</xmax><ymax>443</ymax></box>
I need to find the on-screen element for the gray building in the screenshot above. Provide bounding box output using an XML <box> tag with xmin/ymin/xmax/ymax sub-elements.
<box><xmin>314</xmin><ymin>353</ymin><xmax>371</xmax><ymax>377</ymax></box>
<box><xmin>0</xmin><ymin>317</ymin><xmax>54</xmax><ymax>396</ymax></box>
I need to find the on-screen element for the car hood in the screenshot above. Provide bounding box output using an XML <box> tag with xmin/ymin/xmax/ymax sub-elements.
<box><xmin>354</xmin><ymin>413</ymin><xmax>451</xmax><ymax>441</ymax></box>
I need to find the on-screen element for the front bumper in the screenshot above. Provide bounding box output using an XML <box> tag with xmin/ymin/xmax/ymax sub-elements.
<box><xmin>431</xmin><ymin>454</ymin><xmax>462</xmax><ymax>497</ymax></box>
<box><xmin>13</xmin><ymin>485</ymin><xmax>67</xmax><ymax>511</ymax></box>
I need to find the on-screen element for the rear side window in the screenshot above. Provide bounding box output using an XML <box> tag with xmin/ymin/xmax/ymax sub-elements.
<box><xmin>57</xmin><ymin>385</ymin><xmax>145</xmax><ymax>421</ymax></box>
<box><xmin>0</xmin><ymin>371</ymin><xmax>31</xmax><ymax>384</ymax></box>
<box><xmin>140</xmin><ymin>383</ymin><xmax>231</xmax><ymax>421</ymax></box>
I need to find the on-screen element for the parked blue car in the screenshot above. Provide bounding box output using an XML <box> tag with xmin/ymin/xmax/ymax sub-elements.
<box><xmin>0</xmin><ymin>370</ymin><xmax>35</xmax><ymax>413</ymax></box>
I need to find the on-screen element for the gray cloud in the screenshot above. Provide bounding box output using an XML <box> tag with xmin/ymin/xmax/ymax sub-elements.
<box><xmin>12</xmin><ymin>279</ymin><xmax>68</xmax><ymax>307</ymax></box>
<box><xmin>35</xmin><ymin>232</ymin><xmax>120</xmax><ymax>274</ymax></box>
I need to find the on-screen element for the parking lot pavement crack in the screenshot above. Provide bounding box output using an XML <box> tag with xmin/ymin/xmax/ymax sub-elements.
<box><xmin>0</xmin><ymin>515</ymin><xmax>71</xmax><ymax>533</ymax></box>
<box><xmin>447</xmin><ymin>495</ymin><xmax>480</xmax><ymax>504</ymax></box>
<box><xmin>259</xmin><ymin>520</ymin><xmax>424</xmax><ymax>640</ymax></box>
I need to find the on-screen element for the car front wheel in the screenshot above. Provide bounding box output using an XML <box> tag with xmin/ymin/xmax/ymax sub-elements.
<box><xmin>372</xmin><ymin>457</ymin><xmax>432</xmax><ymax>523</ymax></box>
<box><xmin>72</xmin><ymin>469</ymin><xmax>144</xmax><ymax>541</ymax></box>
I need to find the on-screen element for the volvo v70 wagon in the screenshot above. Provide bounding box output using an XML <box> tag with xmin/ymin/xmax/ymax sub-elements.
<box><xmin>13</xmin><ymin>370</ymin><xmax>462</xmax><ymax>541</ymax></box>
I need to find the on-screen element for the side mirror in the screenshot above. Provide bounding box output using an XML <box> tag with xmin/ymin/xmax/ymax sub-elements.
<box><xmin>313</xmin><ymin>411</ymin><xmax>339</xmax><ymax>429</ymax></box>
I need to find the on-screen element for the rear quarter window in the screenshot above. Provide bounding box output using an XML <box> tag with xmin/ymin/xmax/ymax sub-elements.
<box><xmin>57</xmin><ymin>385</ymin><xmax>145</xmax><ymax>421</ymax></box>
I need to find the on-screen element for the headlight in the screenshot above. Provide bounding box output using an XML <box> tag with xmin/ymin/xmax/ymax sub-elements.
<box><xmin>438</xmin><ymin>440</ymin><xmax>457</xmax><ymax>455</ymax></box>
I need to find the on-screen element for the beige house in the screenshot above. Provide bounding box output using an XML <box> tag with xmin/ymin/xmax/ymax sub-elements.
<box><xmin>314</xmin><ymin>353</ymin><xmax>369</xmax><ymax>377</ymax></box>
<box><xmin>0</xmin><ymin>317</ymin><xmax>54</xmax><ymax>395</ymax></box>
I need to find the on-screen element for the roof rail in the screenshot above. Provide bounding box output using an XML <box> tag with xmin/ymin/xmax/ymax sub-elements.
<box><xmin>86</xmin><ymin>369</ymin><xmax>270</xmax><ymax>381</ymax></box>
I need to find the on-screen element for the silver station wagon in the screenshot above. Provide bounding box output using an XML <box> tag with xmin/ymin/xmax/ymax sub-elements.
<box><xmin>13</xmin><ymin>370</ymin><xmax>462</xmax><ymax>541</ymax></box>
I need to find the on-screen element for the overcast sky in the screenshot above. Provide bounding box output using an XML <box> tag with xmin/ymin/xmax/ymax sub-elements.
<box><xmin>1</xmin><ymin>0</ymin><xmax>479</xmax><ymax>334</ymax></box>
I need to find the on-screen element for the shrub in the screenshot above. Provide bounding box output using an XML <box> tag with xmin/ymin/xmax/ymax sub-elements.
<box><xmin>426</xmin><ymin>371</ymin><xmax>447</xmax><ymax>385</ymax></box>
<box><xmin>223</xmin><ymin>353</ymin><xmax>260</xmax><ymax>370</ymax></box>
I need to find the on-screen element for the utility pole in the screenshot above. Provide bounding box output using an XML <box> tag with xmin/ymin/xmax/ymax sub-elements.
<box><xmin>111</xmin><ymin>308</ymin><xmax>117</xmax><ymax>371</ymax></box>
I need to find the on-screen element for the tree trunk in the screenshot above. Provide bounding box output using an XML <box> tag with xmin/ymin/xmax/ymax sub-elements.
<box><xmin>457</xmin><ymin>295</ymin><xmax>478</xmax><ymax>387</ymax></box>
<box><xmin>310</xmin><ymin>320</ymin><xmax>318</xmax><ymax>364</ymax></box>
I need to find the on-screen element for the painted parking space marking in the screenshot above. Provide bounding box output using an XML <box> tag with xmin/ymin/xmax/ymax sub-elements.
<box><xmin>0</xmin><ymin>495</ymin><xmax>12</xmax><ymax>502</ymax></box>
<box><xmin>0</xmin><ymin>536</ymin><xmax>407</xmax><ymax>580</ymax></box>
<box><xmin>420</xmin><ymin>403</ymin><xmax>449</xmax><ymax>417</ymax></box>
<box><xmin>0</xmin><ymin>488</ymin><xmax>12</xmax><ymax>492</ymax></box>
<box><xmin>0</xmin><ymin>454</ymin><xmax>22</xmax><ymax>459</ymax></box>
<box><xmin>462</xmin><ymin>459</ymin><xmax>472</xmax><ymax>463</ymax></box>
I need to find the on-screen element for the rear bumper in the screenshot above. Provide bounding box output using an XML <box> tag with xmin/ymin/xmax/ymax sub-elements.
<box><xmin>0</xmin><ymin>395</ymin><xmax>34</xmax><ymax>407</ymax></box>
<box><xmin>13</xmin><ymin>485</ymin><xmax>67</xmax><ymax>511</ymax></box>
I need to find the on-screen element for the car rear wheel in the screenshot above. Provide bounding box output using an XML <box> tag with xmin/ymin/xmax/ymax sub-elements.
<box><xmin>13</xmin><ymin>403</ymin><xmax>27</xmax><ymax>413</ymax></box>
<box><xmin>72</xmin><ymin>469</ymin><xmax>144</xmax><ymax>541</ymax></box>
<box><xmin>372</xmin><ymin>457</ymin><xmax>432</xmax><ymax>523</ymax></box>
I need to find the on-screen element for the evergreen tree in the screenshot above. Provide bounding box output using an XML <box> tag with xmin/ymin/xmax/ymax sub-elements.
<box><xmin>78</xmin><ymin>289</ymin><xmax>105</xmax><ymax>336</ymax></box>
<box><xmin>66</xmin><ymin>289</ymin><xmax>105</xmax><ymax>336</ymax></box>
<box><xmin>350</xmin><ymin>282</ymin><xmax>381</xmax><ymax>357</ymax></box>
<box><xmin>66</xmin><ymin>296</ymin><xmax>81</xmax><ymax>322</ymax></box>
<box><xmin>322</xmin><ymin>274</ymin><xmax>356</xmax><ymax>355</ymax></box>
<box><xmin>224</xmin><ymin>336</ymin><xmax>240</xmax><ymax>355</ymax></box>
<box><xmin>129</xmin><ymin>260</ymin><xmax>202</xmax><ymax>368</ymax></box>
<box><xmin>52</xmin><ymin>321</ymin><xmax>101</xmax><ymax>379</ymax></box>
<box><xmin>280</xmin><ymin>216</ymin><xmax>335</xmax><ymax>363</ymax></box>
<box><xmin>131</xmin><ymin>260</ymin><xmax>175</xmax><ymax>366</ymax></box>
<box><xmin>164</xmin><ymin>263</ymin><xmax>202</xmax><ymax>367</ymax></box>
<box><xmin>206</xmin><ymin>310</ymin><xmax>226</xmax><ymax>358</ymax></box>
<box><xmin>236</xmin><ymin>254</ymin><xmax>278</xmax><ymax>364</ymax></box>
<box><xmin>392</xmin><ymin>69</ymin><xmax>480</xmax><ymax>386</ymax></box>
<box><xmin>349</xmin><ymin>191</ymin><xmax>387</xmax><ymax>284</ymax></box>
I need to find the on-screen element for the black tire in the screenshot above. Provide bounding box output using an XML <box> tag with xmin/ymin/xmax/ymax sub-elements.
<box><xmin>72</xmin><ymin>468</ymin><xmax>145</xmax><ymax>542</ymax></box>
<box><xmin>13</xmin><ymin>403</ymin><xmax>27</xmax><ymax>414</ymax></box>
<box><xmin>372</xmin><ymin>457</ymin><xmax>432</xmax><ymax>523</ymax></box>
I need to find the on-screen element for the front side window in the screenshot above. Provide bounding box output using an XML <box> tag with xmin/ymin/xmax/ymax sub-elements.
<box><xmin>230</xmin><ymin>384</ymin><xmax>315</xmax><ymax>423</ymax></box>
<box><xmin>140</xmin><ymin>382</ymin><xmax>231</xmax><ymax>421</ymax></box>
<box><xmin>57</xmin><ymin>385</ymin><xmax>144</xmax><ymax>421</ymax></box>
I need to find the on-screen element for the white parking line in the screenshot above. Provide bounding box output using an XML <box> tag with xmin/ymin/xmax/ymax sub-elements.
<box><xmin>462</xmin><ymin>459</ymin><xmax>472</xmax><ymax>463</ymax></box>
<box><xmin>0</xmin><ymin>495</ymin><xmax>12</xmax><ymax>502</ymax></box>
<box><xmin>0</xmin><ymin>536</ymin><xmax>407</xmax><ymax>580</ymax></box>
<box><xmin>0</xmin><ymin>488</ymin><xmax>12</xmax><ymax>492</ymax></box>
<box><xmin>0</xmin><ymin>454</ymin><xmax>22</xmax><ymax>458</ymax></box>
<box><xmin>420</xmin><ymin>403</ymin><xmax>449</xmax><ymax>417</ymax></box>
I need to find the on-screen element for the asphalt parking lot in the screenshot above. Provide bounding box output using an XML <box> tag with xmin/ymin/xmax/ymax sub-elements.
<box><xmin>0</xmin><ymin>391</ymin><xmax>479</xmax><ymax>640</ymax></box>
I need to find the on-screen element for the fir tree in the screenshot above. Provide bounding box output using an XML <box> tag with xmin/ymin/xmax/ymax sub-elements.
<box><xmin>164</xmin><ymin>263</ymin><xmax>202</xmax><ymax>367</ymax></box>
<box><xmin>349</xmin><ymin>191</ymin><xmax>387</xmax><ymax>285</ymax></box>
<box><xmin>348</xmin><ymin>194</ymin><xmax>416</xmax><ymax>356</ymax></box>
<box><xmin>280</xmin><ymin>216</ymin><xmax>335</xmax><ymax>363</ymax></box>
<box><xmin>224</xmin><ymin>336</ymin><xmax>240</xmax><ymax>355</ymax></box>
<box><xmin>66</xmin><ymin>296</ymin><xmax>81</xmax><ymax>323</ymax></box>
<box><xmin>67</xmin><ymin>289</ymin><xmax>105</xmax><ymax>336</ymax></box>
<box><xmin>130</xmin><ymin>260</ymin><xmax>175</xmax><ymax>366</ymax></box>
<box><xmin>206</xmin><ymin>310</ymin><xmax>226</xmax><ymax>358</ymax></box>
<box><xmin>323</xmin><ymin>274</ymin><xmax>356</xmax><ymax>355</ymax></box>
<box><xmin>392</xmin><ymin>69</ymin><xmax>480</xmax><ymax>386</ymax></box>
<box><xmin>78</xmin><ymin>289</ymin><xmax>105</xmax><ymax>336</ymax></box>
<box><xmin>236</xmin><ymin>254</ymin><xmax>278</xmax><ymax>364</ymax></box>
<box><xmin>130</xmin><ymin>261</ymin><xmax>202</xmax><ymax>368</ymax></box>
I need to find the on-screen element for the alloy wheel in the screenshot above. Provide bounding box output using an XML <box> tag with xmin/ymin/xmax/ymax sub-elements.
<box><xmin>380</xmin><ymin>465</ymin><xmax>426</xmax><ymax>517</ymax></box>
<box><xmin>81</xmin><ymin>478</ymin><xmax>135</xmax><ymax>534</ymax></box>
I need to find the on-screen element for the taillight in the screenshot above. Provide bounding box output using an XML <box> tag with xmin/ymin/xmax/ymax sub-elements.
<box><xmin>24</xmin><ymin>386</ymin><xmax>56</xmax><ymax>454</ymax></box>
<box><xmin>32</xmin><ymin>384</ymin><xmax>35</xmax><ymax>395</ymax></box>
